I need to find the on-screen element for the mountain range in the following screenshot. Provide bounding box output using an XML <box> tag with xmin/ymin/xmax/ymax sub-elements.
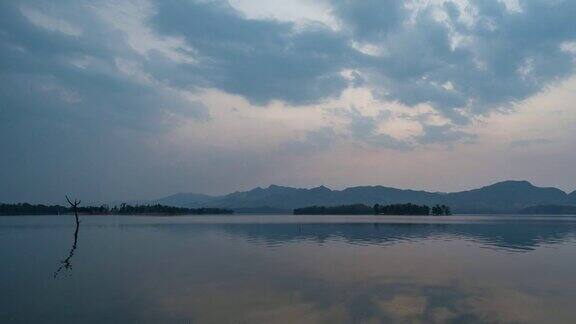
<box><xmin>154</xmin><ymin>180</ymin><xmax>576</xmax><ymax>214</ymax></box>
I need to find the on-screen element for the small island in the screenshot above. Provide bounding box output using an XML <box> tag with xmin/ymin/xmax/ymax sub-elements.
<box><xmin>293</xmin><ymin>203</ymin><xmax>451</xmax><ymax>215</ymax></box>
<box><xmin>0</xmin><ymin>203</ymin><xmax>233</xmax><ymax>216</ymax></box>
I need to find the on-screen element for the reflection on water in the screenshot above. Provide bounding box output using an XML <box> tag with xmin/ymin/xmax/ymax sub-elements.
<box><xmin>135</xmin><ymin>216</ymin><xmax>576</xmax><ymax>252</ymax></box>
<box><xmin>225</xmin><ymin>221</ymin><xmax>575</xmax><ymax>251</ymax></box>
<box><xmin>53</xmin><ymin>215</ymin><xmax>80</xmax><ymax>278</ymax></box>
<box><xmin>1</xmin><ymin>215</ymin><xmax>576</xmax><ymax>323</ymax></box>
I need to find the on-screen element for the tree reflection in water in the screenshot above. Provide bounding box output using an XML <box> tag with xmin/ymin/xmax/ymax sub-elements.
<box><xmin>54</xmin><ymin>196</ymin><xmax>81</xmax><ymax>278</ymax></box>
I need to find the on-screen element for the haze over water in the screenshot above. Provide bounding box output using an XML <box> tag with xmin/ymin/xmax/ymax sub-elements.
<box><xmin>2</xmin><ymin>215</ymin><xmax>576</xmax><ymax>323</ymax></box>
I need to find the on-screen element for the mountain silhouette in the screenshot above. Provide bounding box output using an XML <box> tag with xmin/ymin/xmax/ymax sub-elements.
<box><xmin>154</xmin><ymin>192</ymin><xmax>215</xmax><ymax>207</ymax></box>
<box><xmin>156</xmin><ymin>180</ymin><xmax>575</xmax><ymax>213</ymax></box>
<box><xmin>569</xmin><ymin>190</ymin><xmax>576</xmax><ymax>204</ymax></box>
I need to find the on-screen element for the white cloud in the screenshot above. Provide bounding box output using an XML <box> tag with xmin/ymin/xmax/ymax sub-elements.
<box><xmin>20</xmin><ymin>5</ymin><xmax>82</xmax><ymax>36</ymax></box>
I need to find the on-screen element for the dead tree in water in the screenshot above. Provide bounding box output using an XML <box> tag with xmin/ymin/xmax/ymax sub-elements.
<box><xmin>66</xmin><ymin>195</ymin><xmax>81</xmax><ymax>227</ymax></box>
<box><xmin>54</xmin><ymin>195</ymin><xmax>81</xmax><ymax>278</ymax></box>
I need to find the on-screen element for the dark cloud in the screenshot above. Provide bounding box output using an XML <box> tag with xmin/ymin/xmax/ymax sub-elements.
<box><xmin>364</xmin><ymin>1</ymin><xmax>576</xmax><ymax>120</ymax></box>
<box><xmin>3</xmin><ymin>0</ymin><xmax>575</xmax><ymax>130</ymax></box>
<box><xmin>146</xmin><ymin>0</ymin><xmax>576</xmax><ymax>121</ymax></box>
<box><xmin>0</xmin><ymin>1</ymin><xmax>209</xmax><ymax>131</ymax></box>
<box><xmin>329</xmin><ymin>0</ymin><xmax>405</xmax><ymax>42</ymax></box>
<box><xmin>0</xmin><ymin>1</ymin><xmax>209</xmax><ymax>202</ymax></box>
<box><xmin>149</xmin><ymin>0</ymin><xmax>355</xmax><ymax>105</ymax></box>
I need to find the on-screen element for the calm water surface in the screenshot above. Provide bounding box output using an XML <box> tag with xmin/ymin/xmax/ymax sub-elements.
<box><xmin>1</xmin><ymin>215</ymin><xmax>576</xmax><ymax>323</ymax></box>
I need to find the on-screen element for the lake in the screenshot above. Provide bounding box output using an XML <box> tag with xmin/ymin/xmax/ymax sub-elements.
<box><xmin>1</xmin><ymin>215</ymin><xmax>576</xmax><ymax>323</ymax></box>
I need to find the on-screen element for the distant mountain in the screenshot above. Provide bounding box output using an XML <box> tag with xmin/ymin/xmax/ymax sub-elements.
<box><xmin>443</xmin><ymin>181</ymin><xmax>569</xmax><ymax>213</ymax></box>
<box><xmin>569</xmin><ymin>191</ymin><xmax>576</xmax><ymax>204</ymax></box>
<box><xmin>153</xmin><ymin>180</ymin><xmax>576</xmax><ymax>213</ymax></box>
<box><xmin>155</xmin><ymin>193</ymin><xmax>215</xmax><ymax>207</ymax></box>
<box><xmin>209</xmin><ymin>185</ymin><xmax>337</xmax><ymax>210</ymax></box>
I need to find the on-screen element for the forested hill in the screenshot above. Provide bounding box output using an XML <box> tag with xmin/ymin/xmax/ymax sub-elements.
<box><xmin>294</xmin><ymin>203</ymin><xmax>450</xmax><ymax>215</ymax></box>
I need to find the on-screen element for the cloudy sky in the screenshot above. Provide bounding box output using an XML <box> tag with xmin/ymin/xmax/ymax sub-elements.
<box><xmin>1</xmin><ymin>0</ymin><xmax>576</xmax><ymax>203</ymax></box>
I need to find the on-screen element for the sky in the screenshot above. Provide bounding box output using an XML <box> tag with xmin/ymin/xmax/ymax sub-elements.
<box><xmin>1</xmin><ymin>0</ymin><xmax>576</xmax><ymax>203</ymax></box>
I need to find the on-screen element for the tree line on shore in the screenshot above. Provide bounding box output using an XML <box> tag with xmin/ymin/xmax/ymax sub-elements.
<box><xmin>0</xmin><ymin>203</ymin><xmax>233</xmax><ymax>215</ymax></box>
<box><xmin>294</xmin><ymin>203</ymin><xmax>452</xmax><ymax>215</ymax></box>
<box><xmin>1</xmin><ymin>202</ymin><xmax>451</xmax><ymax>215</ymax></box>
